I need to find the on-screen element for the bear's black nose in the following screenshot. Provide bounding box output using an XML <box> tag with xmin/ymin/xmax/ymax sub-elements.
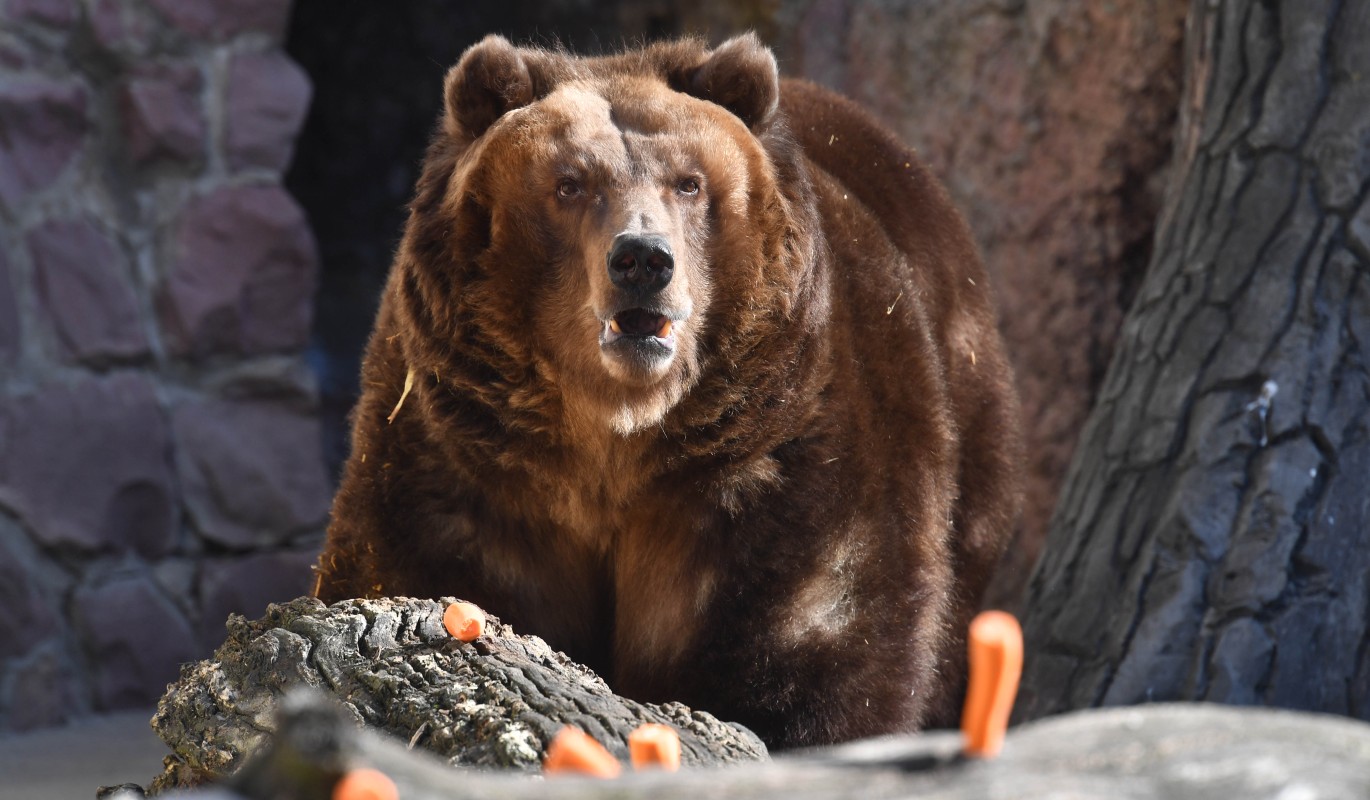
<box><xmin>607</xmin><ymin>234</ymin><xmax>674</xmax><ymax>293</ymax></box>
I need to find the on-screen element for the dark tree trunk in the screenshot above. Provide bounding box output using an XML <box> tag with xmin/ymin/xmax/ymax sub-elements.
<box><xmin>1018</xmin><ymin>0</ymin><xmax>1370</xmax><ymax>722</ymax></box>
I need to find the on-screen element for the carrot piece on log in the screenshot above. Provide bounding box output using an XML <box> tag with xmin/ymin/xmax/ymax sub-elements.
<box><xmin>961</xmin><ymin>610</ymin><xmax>1024</xmax><ymax>758</ymax></box>
<box><xmin>543</xmin><ymin>727</ymin><xmax>623</xmax><ymax>778</ymax></box>
<box><xmin>443</xmin><ymin>601</ymin><xmax>486</xmax><ymax>642</ymax></box>
<box><xmin>628</xmin><ymin>723</ymin><xmax>681</xmax><ymax>771</ymax></box>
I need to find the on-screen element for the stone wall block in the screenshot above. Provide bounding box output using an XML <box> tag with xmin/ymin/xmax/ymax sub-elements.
<box><xmin>7</xmin><ymin>0</ymin><xmax>78</xmax><ymax>29</ymax></box>
<box><xmin>0</xmin><ymin>246</ymin><xmax>18</xmax><ymax>364</ymax></box>
<box><xmin>173</xmin><ymin>397</ymin><xmax>330</xmax><ymax>549</ymax></box>
<box><xmin>0</xmin><ymin>78</ymin><xmax>87</xmax><ymax>213</ymax></box>
<box><xmin>0</xmin><ymin>525</ymin><xmax>61</xmax><ymax>663</ymax></box>
<box><xmin>121</xmin><ymin>62</ymin><xmax>207</xmax><ymax>165</ymax></box>
<box><xmin>28</xmin><ymin>216</ymin><xmax>149</xmax><ymax>362</ymax></box>
<box><xmin>88</xmin><ymin>0</ymin><xmax>157</xmax><ymax>58</ymax></box>
<box><xmin>145</xmin><ymin>0</ymin><xmax>291</xmax><ymax>42</ymax></box>
<box><xmin>225</xmin><ymin>50</ymin><xmax>311</xmax><ymax>173</ymax></box>
<box><xmin>198</xmin><ymin>550</ymin><xmax>317</xmax><ymax>652</ymax></box>
<box><xmin>2</xmin><ymin>642</ymin><xmax>83</xmax><ymax>730</ymax></box>
<box><xmin>71</xmin><ymin>575</ymin><xmax>197</xmax><ymax>710</ymax></box>
<box><xmin>0</xmin><ymin>374</ymin><xmax>176</xmax><ymax>556</ymax></box>
<box><xmin>161</xmin><ymin>184</ymin><xmax>317</xmax><ymax>357</ymax></box>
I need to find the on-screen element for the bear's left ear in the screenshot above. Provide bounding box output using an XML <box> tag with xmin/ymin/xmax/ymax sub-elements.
<box><xmin>444</xmin><ymin>35</ymin><xmax>536</xmax><ymax>139</ymax></box>
<box><xmin>686</xmin><ymin>33</ymin><xmax>780</xmax><ymax>132</ymax></box>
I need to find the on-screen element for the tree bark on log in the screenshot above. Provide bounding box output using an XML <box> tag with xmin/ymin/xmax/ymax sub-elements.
<box><xmin>146</xmin><ymin>694</ymin><xmax>1370</xmax><ymax>800</ymax></box>
<box><xmin>1018</xmin><ymin>0</ymin><xmax>1370</xmax><ymax>721</ymax></box>
<box><xmin>148</xmin><ymin>598</ymin><xmax>766</xmax><ymax>792</ymax></box>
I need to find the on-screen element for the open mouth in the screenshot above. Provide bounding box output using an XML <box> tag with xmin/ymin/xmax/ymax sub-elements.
<box><xmin>599</xmin><ymin>307</ymin><xmax>682</xmax><ymax>372</ymax></box>
<box><xmin>603</xmin><ymin>308</ymin><xmax>676</xmax><ymax>346</ymax></box>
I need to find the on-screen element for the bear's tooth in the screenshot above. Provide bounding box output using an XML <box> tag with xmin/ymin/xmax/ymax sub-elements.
<box><xmin>609</xmin><ymin>318</ymin><xmax>622</xmax><ymax>334</ymax></box>
<box><xmin>657</xmin><ymin>319</ymin><xmax>673</xmax><ymax>338</ymax></box>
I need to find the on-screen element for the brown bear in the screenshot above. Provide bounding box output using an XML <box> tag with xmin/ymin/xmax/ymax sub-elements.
<box><xmin>314</xmin><ymin>33</ymin><xmax>1023</xmax><ymax>749</ymax></box>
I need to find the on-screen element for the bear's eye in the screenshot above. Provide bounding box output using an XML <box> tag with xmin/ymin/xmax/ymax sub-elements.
<box><xmin>556</xmin><ymin>178</ymin><xmax>583</xmax><ymax>199</ymax></box>
<box><xmin>676</xmin><ymin>177</ymin><xmax>701</xmax><ymax>196</ymax></box>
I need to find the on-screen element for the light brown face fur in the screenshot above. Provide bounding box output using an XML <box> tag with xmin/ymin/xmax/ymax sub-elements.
<box><xmin>462</xmin><ymin>77</ymin><xmax>766</xmax><ymax>436</ymax></box>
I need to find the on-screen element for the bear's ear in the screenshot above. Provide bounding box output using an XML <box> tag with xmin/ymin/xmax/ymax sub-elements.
<box><xmin>444</xmin><ymin>35</ymin><xmax>535</xmax><ymax>139</ymax></box>
<box><xmin>687</xmin><ymin>33</ymin><xmax>780</xmax><ymax>132</ymax></box>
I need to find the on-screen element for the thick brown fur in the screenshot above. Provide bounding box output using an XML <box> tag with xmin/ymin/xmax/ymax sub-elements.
<box><xmin>315</xmin><ymin>34</ymin><xmax>1022</xmax><ymax>749</ymax></box>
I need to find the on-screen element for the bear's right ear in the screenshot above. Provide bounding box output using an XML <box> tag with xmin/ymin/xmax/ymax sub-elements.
<box><xmin>686</xmin><ymin>33</ymin><xmax>780</xmax><ymax>132</ymax></box>
<box><xmin>444</xmin><ymin>35</ymin><xmax>535</xmax><ymax>139</ymax></box>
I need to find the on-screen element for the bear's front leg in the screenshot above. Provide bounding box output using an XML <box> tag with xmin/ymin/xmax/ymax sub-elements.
<box><xmin>612</xmin><ymin>501</ymin><xmax>955</xmax><ymax>749</ymax></box>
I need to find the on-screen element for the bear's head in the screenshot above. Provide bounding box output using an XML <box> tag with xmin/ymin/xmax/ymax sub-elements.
<box><xmin>397</xmin><ymin>34</ymin><xmax>822</xmax><ymax>440</ymax></box>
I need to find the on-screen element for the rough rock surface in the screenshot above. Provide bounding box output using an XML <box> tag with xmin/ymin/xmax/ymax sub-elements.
<box><xmin>225</xmin><ymin>50</ymin><xmax>311</xmax><ymax>172</ymax></box>
<box><xmin>150</xmin><ymin>597</ymin><xmax>768</xmax><ymax>792</ymax></box>
<box><xmin>162</xmin><ymin>184</ymin><xmax>318</xmax><ymax>357</ymax></box>
<box><xmin>0</xmin><ymin>77</ymin><xmax>87</xmax><ymax>213</ymax></box>
<box><xmin>0</xmin><ymin>375</ymin><xmax>174</xmax><ymax>555</ymax></box>
<box><xmin>171</xmin><ymin>397</ymin><xmax>331</xmax><ymax>549</ymax></box>
<box><xmin>72</xmin><ymin>577</ymin><xmax>199</xmax><ymax>710</ymax></box>
<box><xmin>28</xmin><ymin>216</ymin><xmax>149</xmax><ymax>363</ymax></box>
<box><xmin>120</xmin><ymin>62</ymin><xmax>207</xmax><ymax>165</ymax></box>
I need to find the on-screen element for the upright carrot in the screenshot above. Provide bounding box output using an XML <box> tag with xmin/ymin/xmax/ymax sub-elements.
<box><xmin>961</xmin><ymin>610</ymin><xmax>1023</xmax><ymax>758</ymax></box>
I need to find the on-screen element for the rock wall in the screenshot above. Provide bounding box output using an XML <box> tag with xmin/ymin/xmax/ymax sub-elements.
<box><xmin>0</xmin><ymin>0</ymin><xmax>328</xmax><ymax>731</ymax></box>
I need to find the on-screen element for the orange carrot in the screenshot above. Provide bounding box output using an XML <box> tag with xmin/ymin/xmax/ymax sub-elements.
<box><xmin>332</xmin><ymin>768</ymin><xmax>398</xmax><ymax>800</ymax></box>
<box><xmin>961</xmin><ymin>610</ymin><xmax>1023</xmax><ymax>758</ymax></box>
<box><xmin>543</xmin><ymin>727</ymin><xmax>622</xmax><ymax>778</ymax></box>
<box><xmin>628</xmin><ymin>723</ymin><xmax>681</xmax><ymax>771</ymax></box>
<box><xmin>443</xmin><ymin>601</ymin><xmax>486</xmax><ymax>642</ymax></box>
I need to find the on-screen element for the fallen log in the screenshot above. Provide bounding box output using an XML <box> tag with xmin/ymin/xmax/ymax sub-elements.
<box><xmin>143</xmin><ymin>690</ymin><xmax>1370</xmax><ymax>800</ymax></box>
<box><xmin>148</xmin><ymin>596</ymin><xmax>767</xmax><ymax>792</ymax></box>
<box><xmin>138</xmin><ymin>596</ymin><xmax>1370</xmax><ymax>800</ymax></box>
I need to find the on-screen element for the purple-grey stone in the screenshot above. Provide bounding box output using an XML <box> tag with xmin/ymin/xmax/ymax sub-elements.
<box><xmin>6</xmin><ymin>0</ymin><xmax>79</xmax><ymax>28</ymax></box>
<box><xmin>88</xmin><ymin>0</ymin><xmax>156</xmax><ymax>57</ymax></box>
<box><xmin>72</xmin><ymin>576</ymin><xmax>198</xmax><ymax>710</ymax></box>
<box><xmin>0</xmin><ymin>78</ymin><xmax>87</xmax><ymax>213</ymax></box>
<box><xmin>225</xmin><ymin>50</ymin><xmax>311</xmax><ymax>173</ymax></box>
<box><xmin>121</xmin><ymin>62</ymin><xmax>206</xmax><ymax>164</ymax></box>
<box><xmin>0</xmin><ymin>374</ymin><xmax>175</xmax><ymax>556</ymax></box>
<box><xmin>145</xmin><ymin>0</ymin><xmax>291</xmax><ymax>42</ymax></box>
<box><xmin>28</xmin><ymin>216</ymin><xmax>149</xmax><ymax>362</ymax></box>
<box><xmin>0</xmin><ymin>527</ymin><xmax>60</xmax><ymax>663</ymax></box>
<box><xmin>199</xmin><ymin>550</ymin><xmax>317</xmax><ymax>651</ymax></box>
<box><xmin>173</xmin><ymin>397</ymin><xmax>330</xmax><ymax>549</ymax></box>
<box><xmin>3</xmin><ymin>644</ymin><xmax>81</xmax><ymax>731</ymax></box>
<box><xmin>0</xmin><ymin>246</ymin><xmax>18</xmax><ymax>364</ymax></box>
<box><xmin>162</xmin><ymin>184</ymin><xmax>318</xmax><ymax>357</ymax></box>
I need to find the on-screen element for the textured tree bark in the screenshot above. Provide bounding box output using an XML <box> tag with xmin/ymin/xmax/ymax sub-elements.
<box><xmin>148</xmin><ymin>598</ymin><xmax>767</xmax><ymax>792</ymax></box>
<box><xmin>1018</xmin><ymin>0</ymin><xmax>1370</xmax><ymax>721</ymax></box>
<box><xmin>148</xmin><ymin>695</ymin><xmax>1370</xmax><ymax>800</ymax></box>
